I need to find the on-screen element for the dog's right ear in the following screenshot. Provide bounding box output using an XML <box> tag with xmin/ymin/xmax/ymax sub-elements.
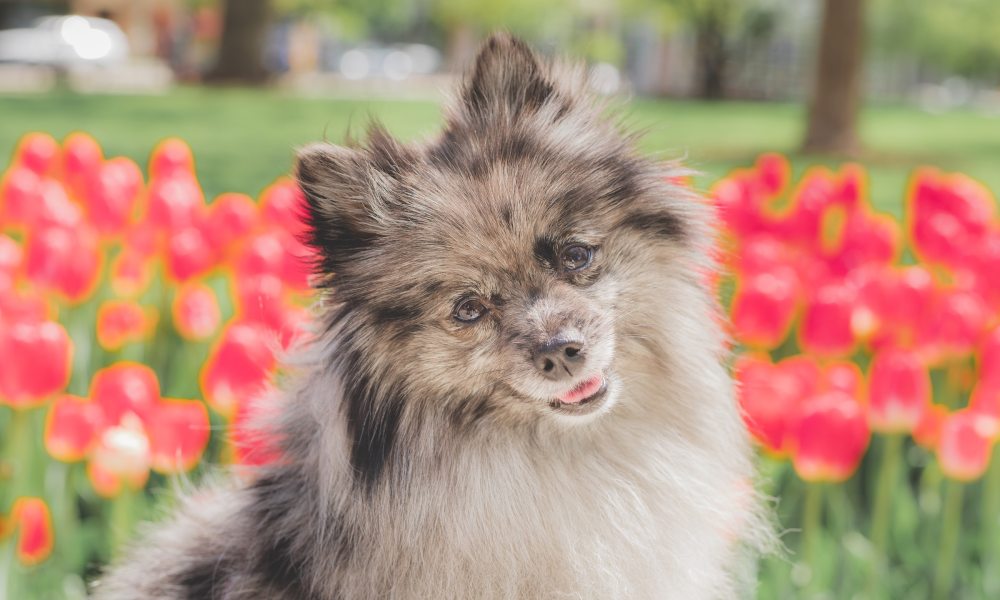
<box><xmin>295</xmin><ymin>142</ymin><xmax>381</xmax><ymax>272</ymax></box>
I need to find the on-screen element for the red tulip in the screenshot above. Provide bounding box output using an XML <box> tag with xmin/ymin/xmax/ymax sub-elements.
<box><xmin>713</xmin><ymin>175</ymin><xmax>764</xmax><ymax>239</ymax></box>
<box><xmin>15</xmin><ymin>133</ymin><xmax>59</xmax><ymax>176</ymax></box>
<box><xmin>824</xmin><ymin>361</ymin><xmax>863</xmax><ymax>397</ymax></box>
<box><xmin>968</xmin><ymin>232</ymin><xmax>1000</xmax><ymax>307</ymax></box>
<box><xmin>61</xmin><ymin>132</ymin><xmax>103</xmax><ymax>199</ymax></box>
<box><xmin>970</xmin><ymin>380</ymin><xmax>1000</xmax><ymax>429</ymax></box>
<box><xmin>842</xmin><ymin>267</ymin><xmax>884</xmax><ymax>343</ymax></box>
<box><xmin>873</xmin><ymin>266</ymin><xmax>936</xmax><ymax>349</ymax></box>
<box><xmin>205</xmin><ymin>192</ymin><xmax>258</xmax><ymax>254</ymax></box>
<box><xmin>110</xmin><ymin>248</ymin><xmax>153</xmax><ymax>298</ymax></box>
<box><xmin>0</xmin><ymin>286</ymin><xmax>52</xmax><ymax>325</ymax></box>
<box><xmin>236</xmin><ymin>274</ymin><xmax>287</xmax><ymax>330</ymax></box>
<box><xmin>122</xmin><ymin>219</ymin><xmax>160</xmax><ymax>258</ymax></box>
<box><xmin>918</xmin><ymin>289</ymin><xmax>990</xmax><ymax>359</ymax></box>
<box><xmin>9</xmin><ymin>497</ymin><xmax>54</xmax><ymax>566</ymax></box>
<box><xmin>172</xmin><ymin>282</ymin><xmax>221</xmax><ymax>340</ymax></box>
<box><xmin>90</xmin><ymin>363</ymin><xmax>159</xmax><ymax>426</ymax></box>
<box><xmin>165</xmin><ymin>222</ymin><xmax>217</xmax><ymax>282</ymax></box>
<box><xmin>735</xmin><ymin>354</ymin><xmax>819</xmax><ymax>455</ymax></box>
<box><xmin>201</xmin><ymin>321</ymin><xmax>277</xmax><ymax>418</ymax></box>
<box><xmin>979</xmin><ymin>327</ymin><xmax>1000</xmax><ymax>388</ymax></box>
<box><xmin>734</xmin><ymin>235</ymin><xmax>787</xmax><ymax>275</ymax></box>
<box><xmin>826</xmin><ymin>210</ymin><xmax>900</xmax><ymax>275</ymax></box>
<box><xmin>33</xmin><ymin>179</ymin><xmax>84</xmax><ymax>231</ymax></box>
<box><xmin>231</xmin><ymin>392</ymin><xmax>283</xmax><ymax>466</ymax></box>
<box><xmin>149</xmin><ymin>137</ymin><xmax>195</xmax><ymax>180</ymax></box>
<box><xmin>45</xmin><ymin>394</ymin><xmax>101</xmax><ymax>461</ymax></box>
<box><xmin>946</xmin><ymin>174</ymin><xmax>994</xmax><ymax>235</ymax></box>
<box><xmin>0</xmin><ymin>166</ymin><xmax>41</xmax><ymax>227</ymax></box>
<box><xmin>260</xmin><ymin>179</ymin><xmax>308</xmax><ymax>238</ymax></box>
<box><xmin>800</xmin><ymin>282</ymin><xmax>856</xmax><ymax>356</ymax></box>
<box><xmin>277</xmin><ymin>233</ymin><xmax>314</xmax><ymax>291</ymax></box>
<box><xmin>146</xmin><ymin>174</ymin><xmax>204</xmax><ymax>233</ymax></box>
<box><xmin>835</xmin><ymin>163</ymin><xmax>865</xmax><ymax>210</ymax></box>
<box><xmin>755</xmin><ymin>153</ymin><xmax>789</xmax><ymax>197</ymax></box>
<box><xmin>867</xmin><ymin>348</ymin><xmax>930</xmax><ymax>433</ymax></box>
<box><xmin>24</xmin><ymin>225</ymin><xmax>102</xmax><ymax>303</ymax></box>
<box><xmin>88</xmin><ymin>412</ymin><xmax>151</xmax><ymax>497</ymax></box>
<box><xmin>937</xmin><ymin>409</ymin><xmax>996</xmax><ymax>481</ymax></box>
<box><xmin>84</xmin><ymin>157</ymin><xmax>143</xmax><ymax>235</ymax></box>
<box><xmin>96</xmin><ymin>300</ymin><xmax>155</xmax><ymax>350</ymax></box>
<box><xmin>913</xmin><ymin>403</ymin><xmax>949</xmax><ymax>450</ymax></box>
<box><xmin>908</xmin><ymin>169</ymin><xmax>995</xmax><ymax>270</ymax></box>
<box><xmin>912</xmin><ymin>210</ymin><xmax>963</xmax><ymax>266</ymax></box>
<box><xmin>783</xmin><ymin>168</ymin><xmax>837</xmax><ymax>247</ymax></box>
<box><xmin>791</xmin><ymin>391</ymin><xmax>870</xmax><ymax>482</ymax></box>
<box><xmin>45</xmin><ymin>364</ymin><xmax>212</xmax><ymax>494</ymax></box>
<box><xmin>0</xmin><ymin>320</ymin><xmax>72</xmax><ymax>408</ymax></box>
<box><xmin>147</xmin><ymin>398</ymin><xmax>211</xmax><ymax>473</ymax></box>
<box><xmin>730</xmin><ymin>265</ymin><xmax>799</xmax><ymax>348</ymax></box>
<box><xmin>235</xmin><ymin>230</ymin><xmax>286</xmax><ymax>278</ymax></box>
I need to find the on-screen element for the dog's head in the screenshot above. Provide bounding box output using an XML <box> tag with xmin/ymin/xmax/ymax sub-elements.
<box><xmin>296</xmin><ymin>33</ymin><xmax>711</xmax><ymax>482</ymax></box>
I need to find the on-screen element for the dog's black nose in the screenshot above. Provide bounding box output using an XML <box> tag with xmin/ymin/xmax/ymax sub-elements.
<box><xmin>533</xmin><ymin>336</ymin><xmax>585</xmax><ymax>380</ymax></box>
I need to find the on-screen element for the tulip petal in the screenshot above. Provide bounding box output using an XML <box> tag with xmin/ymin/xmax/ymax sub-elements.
<box><xmin>45</xmin><ymin>394</ymin><xmax>101</xmax><ymax>462</ymax></box>
<box><xmin>147</xmin><ymin>398</ymin><xmax>211</xmax><ymax>474</ymax></box>
<box><xmin>792</xmin><ymin>391</ymin><xmax>870</xmax><ymax>483</ymax></box>
<box><xmin>90</xmin><ymin>363</ymin><xmax>160</xmax><ymax>425</ymax></box>
<box><xmin>938</xmin><ymin>410</ymin><xmax>996</xmax><ymax>482</ymax></box>
<box><xmin>11</xmin><ymin>497</ymin><xmax>54</xmax><ymax>566</ymax></box>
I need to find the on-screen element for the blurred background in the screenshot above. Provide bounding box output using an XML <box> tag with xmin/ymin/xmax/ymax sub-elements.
<box><xmin>1</xmin><ymin>0</ymin><xmax>1000</xmax><ymax>599</ymax></box>
<box><xmin>0</xmin><ymin>0</ymin><xmax>998</xmax><ymax>201</ymax></box>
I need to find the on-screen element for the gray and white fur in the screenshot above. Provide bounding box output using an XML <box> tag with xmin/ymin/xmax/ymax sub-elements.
<box><xmin>94</xmin><ymin>33</ymin><xmax>772</xmax><ymax>600</ymax></box>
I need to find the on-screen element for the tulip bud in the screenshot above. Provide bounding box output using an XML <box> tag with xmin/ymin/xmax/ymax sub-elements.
<box><xmin>937</xmin><ymin>410</ymin><xmax>996</xmax><ymax>482</ymax></box>
<box><xmin>800</xmin><ymin>283</ymin><xmax>856</xmax><ymax>356</ymax></box>
<box><xmin>200</xmin><ymin>321</ymin><xmax>277</xmax><ymax>418</ymax></box>
<box><xmin>149</xmin><ymin>137</ymin><xmax>195</xmax><ymax>180</ymax></box>
<box><xmin>868</xmin><ymin>348</ymin><xmax>930</xmax><ymax>433</ymax></box>
<box><xmin>730</xmin><ymin>265</ymin><xmax>799</xmax><ymax>349</ymax></box>
<box><xmin>791</xmin><ymin>391</ymin><xmax>870</xmax><ymax>482</ymax></box>
<box><xmin>9</xmin><ymin>497</ymin><xmax>54</xmax><ymax>566</ymax></box>
<box><xmin>15</xmin><ymin>133</ymin><xmax>59</xmax><ymax>176</ymax></box>
<box><xmin>147</xmin><ymin>398</ymin><xmax>211</xmax><ymax>474</ymax></box>
<box><xmin>0</xmin><ymin>320</ymin><xmax>72</xmax><ymax>408</ymax></box>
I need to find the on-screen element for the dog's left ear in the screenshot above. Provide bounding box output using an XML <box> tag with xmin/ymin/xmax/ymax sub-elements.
<box><xmin>459</xmin><ymin>32</ymin><xmax>555</xmax><ymax>124</ymax></box>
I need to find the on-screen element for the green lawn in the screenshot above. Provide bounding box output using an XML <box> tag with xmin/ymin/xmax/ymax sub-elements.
<box><xmin>2</xmin><ymin>87</ymin><xmax>999</xmax><ymax>218</ymax></box>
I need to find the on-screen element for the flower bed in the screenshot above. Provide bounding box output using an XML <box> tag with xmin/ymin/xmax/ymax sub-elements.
<box><xmin>0</xmin><ymin>137</ymin><xmax>997</xmax><ymax>598</ymax></box>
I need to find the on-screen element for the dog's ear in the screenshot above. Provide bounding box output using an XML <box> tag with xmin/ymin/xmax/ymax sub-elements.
<box><xmin>459</xmin><ymin>32</ymin><xmax>555</xmax><ymax>124</ymax></box>
<box><xmin>295</xmin><ymin>127</ymin><xmax>414</xmax><ymax>272</ymax></box>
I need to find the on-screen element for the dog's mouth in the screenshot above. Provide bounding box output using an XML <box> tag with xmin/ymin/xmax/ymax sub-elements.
<box><xmin>548</xmin><ymin>373</ymin><xmax>609</xmax><ymax>415</ymax></box>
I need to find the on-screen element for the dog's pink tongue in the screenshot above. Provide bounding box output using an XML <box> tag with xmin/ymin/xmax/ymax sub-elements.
<box><xmin>557</xmin><ymin>375</ymin><xmax>603</xmax><ymax>404</ymax></box>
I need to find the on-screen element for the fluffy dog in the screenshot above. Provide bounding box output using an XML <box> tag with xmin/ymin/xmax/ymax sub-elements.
<box><xmin>94</xmin><ymin>33</ymin><xmax>770</xmax><ymax>599</ymax></box>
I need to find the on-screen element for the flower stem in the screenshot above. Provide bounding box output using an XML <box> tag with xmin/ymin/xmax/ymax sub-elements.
<box><xmin>0</xmin><ymin>410</ymin><xmax>30</xmax><ymax>506</ymax></box>
<box><xmin>982</xmin><ymin>448</ymin><xmax>1000</xmax><ymax>596</ymax></box>
<box><xmin>867</xmin><ymin>433</ymin><xmax>903</xmax><ymax>595</ymax></box>
<box><xmin>110</xmin><ymin>487</ymin><xmax>138</xmax><ymax>557</ymax></box>
<box><xmin>802</xmin><ymin>482</ymin><xmax>824</xmax><ymax>594</ymax></box>
<box><xmin>932</xmin><ymin>480</ymin><xmax>964</xmax><ymax>600</ymax></box>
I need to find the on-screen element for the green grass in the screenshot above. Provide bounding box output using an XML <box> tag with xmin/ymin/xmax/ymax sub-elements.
<box><xmin>2</xmin><ymin>87</ymin><xmax>1000</xmax><ymax>216</ymax></box>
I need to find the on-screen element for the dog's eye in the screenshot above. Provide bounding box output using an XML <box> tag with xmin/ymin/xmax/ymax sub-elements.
<box><xmin>559</xmin><ymin>244</ymin><xmax>593</xmax><ymax>272</ymax></box>
<box><xmin>453</xmin><ymin>298</ymin><xmax>488</xmax><ymax>323</ymax></box>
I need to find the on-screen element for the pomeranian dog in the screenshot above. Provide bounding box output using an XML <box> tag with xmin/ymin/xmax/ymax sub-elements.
<box><xmin>95</xmin><ymin>33</ymin><xmax>769</xmax><ymax>599</ymax></box>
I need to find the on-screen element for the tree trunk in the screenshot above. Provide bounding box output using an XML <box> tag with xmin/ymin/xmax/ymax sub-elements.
<box><xmin>695</xmin><ymin>17</ymin><xmax>728</xmax><ymax>100</ymax></box>
<box><xmin>206</xmin><ymin>0</ymin><xmax>271</xmax><ymax>84</ymax></box>
<box><xmin>801</xmin><ymin>0</ymin><xmax>865</xmax><ymax>155</ymax></box>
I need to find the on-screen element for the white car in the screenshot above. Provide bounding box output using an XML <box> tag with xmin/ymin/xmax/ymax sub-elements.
<box><xmin>0</xmin><ymin>15</ymin><xmax>129</xmax><ymax>67</ymax></box>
